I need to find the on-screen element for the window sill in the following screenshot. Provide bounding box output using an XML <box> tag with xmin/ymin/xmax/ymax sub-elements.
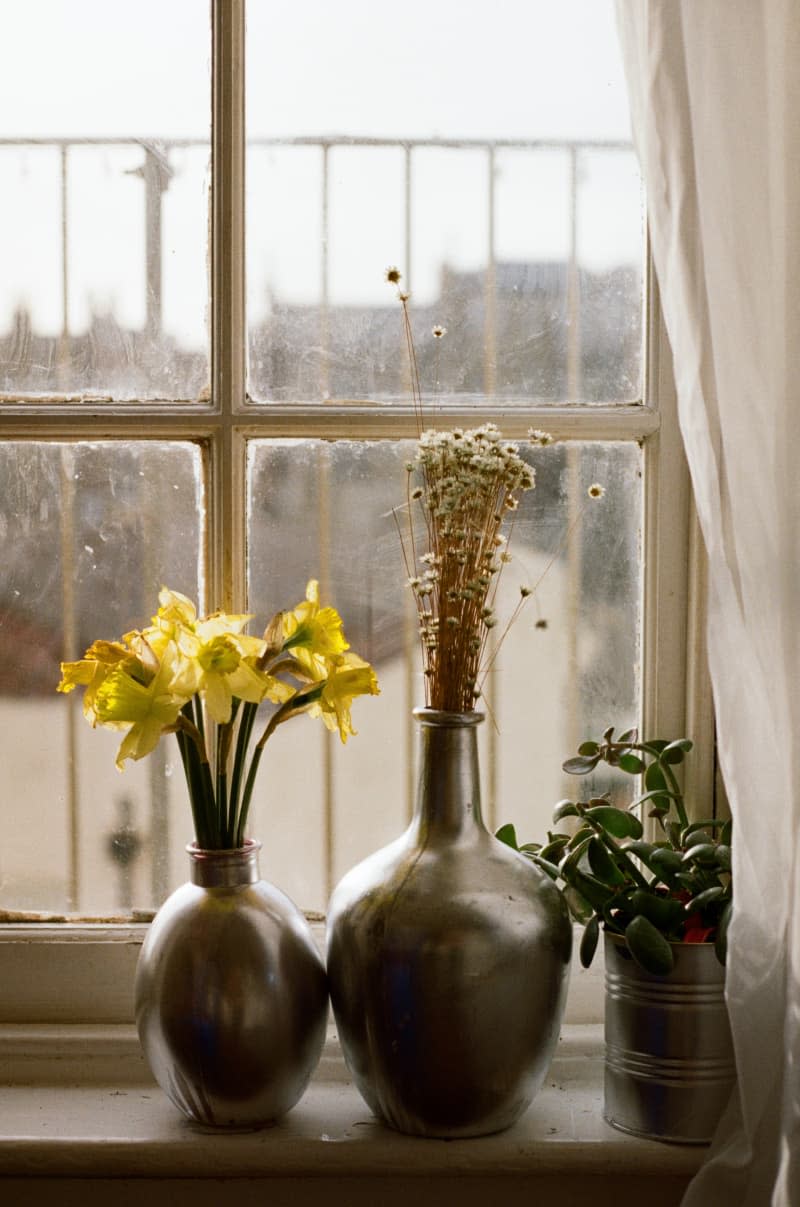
<box><xmin>0</xmin><ymin>1024</ymin><xmax>702</xmax><ymax>1207</ymax></box>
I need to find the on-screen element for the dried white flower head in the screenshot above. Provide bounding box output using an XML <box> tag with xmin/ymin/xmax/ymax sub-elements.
<box><xmin>396</xmin><ymin>421</ymin><xmax>545</xmax><ymax>711</ymax></box>
<box><xmin>528</xmin><ymin>428</ymin><xmax>554</xmax><ymax>447</ymax></box>
<box><xmin>588</xmin><ymin>483</ymin><xmax>606</xmax><ymax>499</ymax></box>
<box><xmin>432</xmin><ymin>325</ymin><xmax>447</xmax><ymax>339</ymax></box>
<box><xmin>385</xmin><ymin>266</ymin><xmax>402</xmax><ymax>285</ymax></box>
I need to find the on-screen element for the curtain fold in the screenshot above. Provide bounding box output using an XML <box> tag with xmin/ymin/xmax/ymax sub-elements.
<box><xmin>615</xmin><ymin>3</ymin><xmax>800</xmax><ymax>1203</ymax></box>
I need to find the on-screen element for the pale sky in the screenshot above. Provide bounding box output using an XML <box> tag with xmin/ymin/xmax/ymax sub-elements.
<box><xmin>0</xmin><ymin>0</ymin><xmax>641</xmax><ymax>345</ymax></box>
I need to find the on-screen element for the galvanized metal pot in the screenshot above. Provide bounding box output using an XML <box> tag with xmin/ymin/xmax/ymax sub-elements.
<box><xmin>604</xmin><ymin>931</ymin><xmax>736</xmax><ymax>1143</ymax></box>
<box><xmin>326</xmin><ymin>708</ymin><xmax>573</xmax><ymax>1138</ymax></box>
<box><xmin>135</xmin><ymin>840</ymin><xmax>328</xmax><ymax>1129</ymax></box>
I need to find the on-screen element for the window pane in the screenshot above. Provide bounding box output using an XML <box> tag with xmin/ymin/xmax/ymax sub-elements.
<box><xmin>246</xmin><ymin>0</ymin><xmax>643</xmax><ymax>404</ymax></box>
<box><xmin>0</xmin><ymin>442</ymin><xmax>204</xmax><ymax>914</ymax></box>
<box><xmin>0</xmin><ymin>1</ymin><xmax>210</xmax><ymax>401</ymax></box>
<box><xmin>247</xmin><ymin>438</ymin><xmax>642</xmax><ymax>913</ymax></box>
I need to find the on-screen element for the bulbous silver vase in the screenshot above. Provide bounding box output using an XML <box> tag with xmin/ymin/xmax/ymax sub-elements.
<box><xmin>135</xmin><ymin>840</ymin><xmax>328</xmax><ymax>1130</ymax></box>
<box><xmin>326</xmin><ymin>708</ymin><xmax>573</xmax><ymax>1138</ymax></box>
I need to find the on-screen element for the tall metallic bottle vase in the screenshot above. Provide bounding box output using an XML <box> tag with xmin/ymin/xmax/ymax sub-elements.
<box><xmin>327</xmin><ymin>708</ymin><xmax>573</xmax><ymax>1138</ymax></box>
<box><xmin>135</xmin><ymin>840</ymin><xmax>328</xmax><ymax>1129</ymax></box>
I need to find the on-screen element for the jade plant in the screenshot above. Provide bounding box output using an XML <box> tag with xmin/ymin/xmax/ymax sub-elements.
<box><xmin>498</xmin><ymin>727</ymin><xmax>732</xmax><ymax>975</ymax></box>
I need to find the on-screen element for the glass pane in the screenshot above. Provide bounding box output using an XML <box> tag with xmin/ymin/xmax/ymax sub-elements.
<box><xmin>247</xmin><ymin>0</ymin><xmax>643</xmax><ymax>404</ymax></box>
<box><xmin>247</xmin><ymin>438</ymin><xmax>642</xmax><ymax>913</ymax></box>
<box><xmin>0</xmin><ymin>442</ymin><xmax>204</xmax><ymax>914</ymax></box>
<box><xmin>0</xmin><ymin>1</ymin><xmax>210</xmax><ymax>401</ymax></box>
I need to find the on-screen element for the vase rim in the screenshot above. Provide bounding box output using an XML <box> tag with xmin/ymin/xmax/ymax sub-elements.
<box><xmin>187</xmin><ymin>839</ymin><xmax>261</xmax><ymax>888</ymax></box>
<box><xmin>186</xmin><ymin>838</ymin><xmax>262</xmax><ymax>859</ymax></box>
<box><xmin>413</xmin><ymin>707</ymin><xmax>484</xmax><ymax>727</ymax></box>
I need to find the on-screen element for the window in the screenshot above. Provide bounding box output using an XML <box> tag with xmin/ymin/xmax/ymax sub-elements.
<box><xmin>0</xmin><ymin>0</ymin><xmax>707</xmax><ymax>985</ymax></box>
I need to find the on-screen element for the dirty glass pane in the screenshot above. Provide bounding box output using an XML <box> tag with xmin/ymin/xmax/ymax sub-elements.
<box><xmin>246</xmin><ymin>0</ymin><xmax>643</xmax><ymax>404</ymax></box>
<box><xmin>0</xmin><ymin>1</ymin><xmax>210</xmax><ymax>401</ymax></box>
<box><xmin>0</xmin><ymin>442</ymin><xmax>204</xmax><ymax>915</ymax></box>
<box><xmin>246</xmin><ymin>438</ymin><xmax>642</xmax><ymax>913</ymax></box>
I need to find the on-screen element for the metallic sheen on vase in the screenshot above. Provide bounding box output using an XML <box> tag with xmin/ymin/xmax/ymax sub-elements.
<box><xmin>135</xmin><ymin>840</ymin><xmax>328</xmax><ymax>1129</ymax></box>
<box><xmin>604</xmin><ymin>932</ymin><xmax>736</xmax><ymax>1143</ymax></box>
<box><xmin>326</xmin><ymin>708</ymin><xmax>573</xmax><ymax>1138</ymax></box>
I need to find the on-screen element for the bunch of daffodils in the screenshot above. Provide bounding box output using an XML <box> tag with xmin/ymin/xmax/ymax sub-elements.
<box><xmin>402</xmin><ymin>423</ymin><xmax>546</xmax><ymax>713</ymax></box>
<box><xmin>57</xmin><ymin>582</ymin><xmax>379</xmax><ymax>850</ymax></box>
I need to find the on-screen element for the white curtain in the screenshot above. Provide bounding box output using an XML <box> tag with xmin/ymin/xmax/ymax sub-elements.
<box><xmin>615</xmin><ymin>3</ymin><xmax>800</xmax><ymax>1203</ymax></box>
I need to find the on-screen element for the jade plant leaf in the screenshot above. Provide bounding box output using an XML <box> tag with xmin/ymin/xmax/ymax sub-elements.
<box><xmin>563</xmin><ymin>885</ymin><xmax>595</xmax><ymax>924</ymax></box>
<box><xmin>683</xmin><ymin>842</ymin><xmax>722</xmax><ymax>866</ymax></box>
<box><xmin>495</xmin><ymin>822</ymin><xmax>519</xmax><ymax>850</ymax></box>
<box><xmin>563</xmin><ymin>754</ymin><xmax>601</xmax><ymax>775</ymax></box>
<box><xmin>662</xmin><ymin>738</ymin><xmax>693</xmax><ymax>764</ymax></box>
<box><xmin>649</xmin><ymin>847</ymin><xmax>684</xmax><ymax>876</ymax></box>
<box><xmin>587</xmin><ymin>837</ymin><xmax>627</xmax><ymax>886</ymax></box>
<box><xmin>618</xmin><ymin>753</ymin><xmax>645</xmax><ymax>774</ymax></box>
<box><xmin>685</xmin><ymin>885</ymin><xmax>725</xmax><ymax>913</ymax></box>
<box><xmin>553</xmin><ymin>799</ymin><xmax>581</xmax><ymax>823</ymax></box>
<box><xmin>630</xmin><ymin>889</ymin><xmax>684</xmax><ymax>932</ymax></box>
<box><xmin>539</xmin><ymin>835</ymin><xmax>570</xmax><ymax>862</ymax></box>
<box><xmin>714</xmin><ymin>844</ymin><xmax>732</xmax><ymax>871</ymax></box>
<box><xmin>715</xmin><ymin>901</ymin><xmax>732</xmax><ymax>964</ymax></box>
<box><xmin>644</xmin><ymin>761</ymin><xmax>670</xmax><ymax>810</ymax></box>
<box><xmin>522</xmin><ymin>851</ymin><xmax>561</xmax><ymax>881</ymax></box>
<box><xmin>570</xmin><ymin>869</ymin><xmax>615</xmax><ymax>911</ymax></box>
<box><xmin>584</xmin><ymin>805</ymin><xmax>643</xmax><ymax>839</ymax></box>
<box><xmin>580</xmin><ymin>915</ymin><xmax>600</xmax><ymax>968</ymax></box>
<box><xmin>625</xmin><ymin>914</ymin><xmax>675</xmax><ymax>975</ymax></box>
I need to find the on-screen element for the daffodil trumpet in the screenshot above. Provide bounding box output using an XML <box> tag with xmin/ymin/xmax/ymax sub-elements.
<box><xmin>58</xmin><ymin>581</ymin><xmax>379</xmax><ymax>850</ymax></box>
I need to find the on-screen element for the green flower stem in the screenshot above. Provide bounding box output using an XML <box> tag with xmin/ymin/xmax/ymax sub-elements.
<box><xmin>235</xmin><ymin>707</ymin><xmax>287</xmax><ymax>849</ymax></box>
<box><xmin>235</xmin><ymin>687</ymin><xmax>324</xmax><ymax>848</ymax></box>
<box><xmin>198</xmin><ymin>755</ymin><xmax>219</xmax><ymax>848</ymax></box>
<box><xmin>174</xmin><ymin>726</ymin><xmax>213</xmax><ymax>849</ymax></box>
<box><xmin>229</xmin><ymin>700</ymin><xmax>259</xmax><ymax>840</ymax></box>
<box><xmin>176</xmin><ymin>706</ymin><xmax>216</xmax><ymax>847</ymax></box>
<box><xmin>218</xmin><ymin>698</ymin><xmax>239</xmax><ymax>776</ymax></box>
<box><xmin>215</xmin><ymin>724</ymin><xmax>230</xmax><ymax>846</ymax></box>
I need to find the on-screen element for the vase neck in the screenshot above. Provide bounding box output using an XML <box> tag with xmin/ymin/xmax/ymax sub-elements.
<box><xmin>187</xmin><ymin>840</ymin><xmax>261</xmax><ymax>888</ymax></box>
<box><xmin>413</xmin><ymin>709</ymin><xmax>485</xmax><ymax>840</ymax></box>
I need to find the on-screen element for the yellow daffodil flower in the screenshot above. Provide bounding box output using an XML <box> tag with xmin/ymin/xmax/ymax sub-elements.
<box><xmin>150</xmin><ymin>587</ymin><xmax>254</xmax><ymax>654</ymax></box>
<box><xmin>171</xmin><ymin>633</ymin><xmax>277</xmax><ymax>724</ymax></box>
<box><xmin>57</xmin><ymin>639</ymin><xmax>140</xmax><ymax>726</ymax></box>
<box><xmin>154</xmin><ymin>586</ymin><xmax>198</xmax><ymax>630</ymax></box>
<box><xmin>282</xmin><ymin>580</ymin><xmax>349</xmax><ymax>676</ymax></box>
<box><xmin>308</xmin><ymin>652</ymin><xmax>380</xmax><ymax>742</ymax></box>
<box><xmin>93</xmin><ymin>644</ymin><xmax>188</xmax><ymax>769</ymax></box>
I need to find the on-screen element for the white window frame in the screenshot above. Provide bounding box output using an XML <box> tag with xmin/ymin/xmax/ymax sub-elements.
<box><xmin>0</xmin><ymin>0</ymin><xmax>712</xmax><ymax>1045</ymax></box>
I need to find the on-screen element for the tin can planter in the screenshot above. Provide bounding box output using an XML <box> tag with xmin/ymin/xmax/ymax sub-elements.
<box><xmin>326</xmin><ymin>708</ymin><xmax>573</xmax><ymax>1139</ymax></box>
<box><xmin>135</xmin><ymin>840</ymin><xmax>328</xmax><ymax>1130</ymax></box>
<box><xmin>604</xmin><ymin>931</ymin><xmax>736</xmax><ymax>1143</ymax></box>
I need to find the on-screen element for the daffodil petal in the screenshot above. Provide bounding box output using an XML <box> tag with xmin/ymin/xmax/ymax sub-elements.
<box><xmin>202</xmin><ymin>672</ymin><xmax>233</xmax><ymax>724</ymax></box>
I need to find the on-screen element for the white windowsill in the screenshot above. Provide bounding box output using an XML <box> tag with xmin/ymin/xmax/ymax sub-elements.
<box><xmin>0</xmin><ymin>924</ymin><xmax>704</xmax><ymax>1203</ymax></box>
<box><xmin>0</xmin><ymin>1023</ymin><xmax>703</xmax><ymax>1207</ymax></box>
